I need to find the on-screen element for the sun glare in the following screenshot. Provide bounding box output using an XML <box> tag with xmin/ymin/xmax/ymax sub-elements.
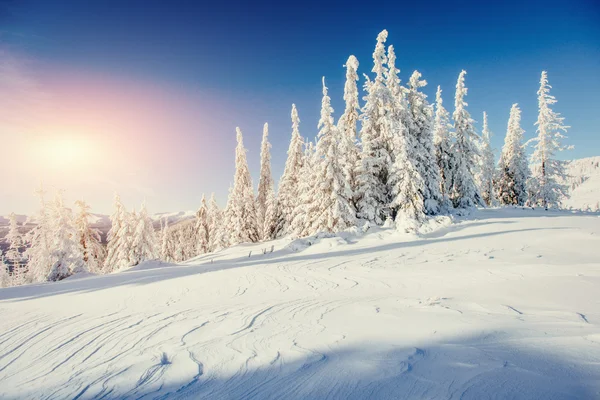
<box><xmin>37</xmin><ymin>136</ymin><xmax>92</xmax><ymax>169</ymax></box>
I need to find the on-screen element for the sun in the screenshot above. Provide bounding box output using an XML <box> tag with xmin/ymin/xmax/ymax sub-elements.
<box><xmin>36</xmin><ymin>135</ymin><xmax>92</xmax><ymax>169</ymax></box>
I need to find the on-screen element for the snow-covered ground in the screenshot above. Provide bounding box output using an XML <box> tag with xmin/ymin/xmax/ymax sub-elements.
<box><xmin>1</xmin><ymin>208</ymin><xmax>599</xmax><ymax>399</ymax></box>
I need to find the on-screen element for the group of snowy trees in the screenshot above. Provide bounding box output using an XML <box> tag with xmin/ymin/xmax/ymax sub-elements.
<box><xmin>0</xmin><ymin>189</ymin><xmax>157</xmax><ymax>287</ymax></box>
<box><xmin>219</xmin><ymin>30</ymin><xmax>570</xmax><ymax>243</ymax></box>
<box><xmin>1</xmin><ymin>29</ymin><xmax>571</xmax><ymax>288</ymax></box>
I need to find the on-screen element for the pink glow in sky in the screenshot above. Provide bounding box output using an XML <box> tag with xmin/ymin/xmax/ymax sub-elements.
<box><xmin>1</xmin><ymin>49</ymin><xmax>241</xmax><ymax>215</ymax></box>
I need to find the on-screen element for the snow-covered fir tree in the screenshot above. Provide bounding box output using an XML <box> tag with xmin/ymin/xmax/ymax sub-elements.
<box><xmin>74</xmin><ymin>200</ymin><xmax>106</xmax><ymax>273</ymax></box>
<box><xmin>356</xmin><ymin>30</ymin><xmax>394</xmax><ymax>224</ymax></box>
<box><xmin>497</xmin><ymin>104</ymin><xmax>529</xmax><ymax>206</ymax></box>
<box><xmin>256</xmin><ymin>123</ymin><xmax>276</xmax><ymax>240</ymax></box>
<box><xmin>337</xmin><ymin>55</ymin><xmax>361</xmax><ymax>205</ymax></box>
<box><xmin>310</xmin><ymin>77</ymin><xmax>355</xmax><ymax>233</ymax></box>
<box><xmin>160</xmin><ymin>218</ymin><xmax>172</xmax><ymax>262</ymax></box>
<box><xmin>263</xmin><ymin>185</ymin><xmax>278</xmax><ymax>240</ymax></box>
<box><xmin>226</xmin><ymin>128</ymin><xmax>259</xmax><ymax>244</ymax></box>
<box><xmin>195</xmin><ymin>194</ymin><xmax>210</xmax><ymax>254</ymax></box>
<box><xmin>528</xmin><ymin>71</ymin><xmax>571</xmax><ymax>209</ymax></box>
<box><xmin>407</xmin><ymin>70</ymin><xmax>442</xmax><ymax>214</ymax></box>
<box><xmin>25</xmin><ymin>186</ymin><xmax>55</xmax><ymax>282</ymax></box>
<box><xmin>131</xmin><ymin>203</ymin><xmax>158</xmax><ymax>265</ymax></box>
<box><xmin>48</xmin><ymin>191</ymin><xmax>85</xmax><ymax>280</ymax></box>
<box><xmin>276</xmin><ymin>104</ymin><xmax>304</xmax><ymax>236</ymax></box>
<box><xmin>104</xmin><ymin>193</ymin><xmax>128</xmax><ymax>272</ymax></box>
<box><xmin>290</xmin><ymin>140</ymin><xmax>318</xmax><ymax>237</ymax></box>
<box><xmin>433</xmin><ymin>86</ymin><xmax>454</xmax><ymax>209</ymax></box>
<box><xmin>478</xmin><ymin>112</ymin><xmax>497</xmax><ymax>206</ymax></box>
<box><xmin>390</xmin><ymin>123</ymin><xmax>426</xmax><ymax>232</ymax></box>
<box><xmin>208</xmin><ymin>193</ymin><xmax>228</xmax><ymax>251</ymax></box>
<box><xmin>0</xmin><ymin>257</ymin><xmax>9</xmax><ymax>288</ymax></box>
<box><xmin>450</xmin><ymin>70</ymin><xmax>482</xmax><ymax>208</ymax></box>
<box><xmin>4</xmin><ymin>212</ymin><xmax>25</xmax><ymax>286</ymax></box>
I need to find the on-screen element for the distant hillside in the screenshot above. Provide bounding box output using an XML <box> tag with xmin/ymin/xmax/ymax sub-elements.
<box><xmin>563</xmin><ymin>156</ymin><xmax>600</xmax><ymax>210</ymax></box>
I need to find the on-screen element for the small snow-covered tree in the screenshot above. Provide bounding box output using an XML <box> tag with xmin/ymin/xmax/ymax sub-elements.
<box><xmin>25</xmin><ymin>186</ymin><xmax>54</xmax><ymax>283</ymax></box>
<box><xmin>478</xmin><ymin>112</ymin><xmax>497</xmax><ymax>206</ymax></box>
<box><xmin>276</xmin><ymin>105</ymin><xmax>304</xmax><ymax>236</ymax></box>
<box><xmin>47</xmin><ymin>191</ymin><xmax>85</xmax><ymax>280</ymax></box>
<box><xmin>407</xmin><ymin>70</ymin><xmax>441</xmax><ymax>214</ymax></box>
<box><xmin>337</xmin><ymin>55</ymin><xmax>361</xmax><ymax>205</ymax></box>
<box><xmin>0</xmin><ymin>257</ymin><xmax>9</xmax><ymax>288</ymax></box>
<box><xmin>111</xmin><ymin>208</ymin><xmax>137</xmax><ymax>270</ymax></box>
<box><xmin>4</xmin><ymin>212</ymin><xmax>25</xmax><ymax>285</ymax></box>
<box><xmin>528</xmin><ymin>71</ymin><xmax>571</xmax><ymax>209</ymax></box>
<box><xmin>290</xmin><ymin>140</ymin><xmax>318</xmax><ymax>237</ymax></box>
<box><xmin>256</xmin><ymin>123</ymin><xmax>275</xmax><ymax>240</ymax></box>
<box><xmin>310</xmin><ymin>77</ymin><xmax>355</xmax><ymax>234</ymax></box>
<box><xmin>450</xmin><ymin>70</ymin><xmax>482</xmax><ymax>208</ymax></box>
<box><xmin>497</xmin><ymin>104</ymin><xmax>529</xmax><ymax>206</ymax></box>
<box><xmin>104</xmin><ymin>193</ymin><xmax>128</xmax><ymax>272</ymax></box>
<box><xmin>195</xmin><ymin>194</ymin><xmax>210</xmax><ymax>254</ymax></box>
<box><xmin>390</xmin><ymin>126</ymin><xmax>425</xmax><ymax>232</ymax></box>
<box><xmin>263</xmin><ymin>187</ymin><xmax>278</xmax><ymax>241</ymax></box>
<box><xmin>160</xmin><ymin>218</ymin><xmax>172</xmax><ymax>261</ymax></box>
<box><xmin>433</xmin><ymin>86</ymin><xmax>454</xmax><ymax>209</ymax></box>
<box><xmin>356</xmin><ymin>30</ymin><xmax>394</xmax><ymax>224</ymax></box>
<box><xmin>131</xmin><ymin>203</ymin><xmax>158</xmax><ymax>265</ymax></box>
<box><xmin>226</xmin><ymin>128</ymin><xmax>259</xmax><ymax>244</ymax></box>
<box><xmin>208</xmin><ymin>193</ymin><xmax>228</xmax><ymax>251</ymax></box>
<box><xmin>74</xmin><ymin>200</ymin><xmax>106</xmax><ymax>273</ymax></box>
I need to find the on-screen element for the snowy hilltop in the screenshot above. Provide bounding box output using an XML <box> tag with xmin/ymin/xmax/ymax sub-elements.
<box><xmin>563</xmin><ymin>156</ymin><xmax>600</xmax><ymax>211</ymax></box>
<box><xmin>0</xmin><ymin>208</ymin><xmax>599</xmax><ymax>399</ymax></box>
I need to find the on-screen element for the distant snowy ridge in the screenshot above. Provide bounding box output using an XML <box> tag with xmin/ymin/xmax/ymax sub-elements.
<box><xmin>563</xmin><ymin>156</ymin><xmax>600</xmax><ymax>210</ymax></box>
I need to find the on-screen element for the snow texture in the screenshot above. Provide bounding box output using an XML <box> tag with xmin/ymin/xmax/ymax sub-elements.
<box><xmin>1</xmin><ymin>208</ymin><xmax>599</xmax><ymax>399</ymax></box>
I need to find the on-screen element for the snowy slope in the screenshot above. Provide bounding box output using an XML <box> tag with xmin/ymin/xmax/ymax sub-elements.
<box><xmin>564</xmin><ymin>156</ymin><xmax>600</xmax><ymax>210</ymax></box>
<box><xmin>0</xmin><ymin>208</ymin><xmax>600</xmax><ymax>399</ymax></box>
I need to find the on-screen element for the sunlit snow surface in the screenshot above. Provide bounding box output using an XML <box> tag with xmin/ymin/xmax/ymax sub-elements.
<box><xmin>1</xmin><ymin>208</ymin><xmax>599</xmax><ymax>399</ymax></box>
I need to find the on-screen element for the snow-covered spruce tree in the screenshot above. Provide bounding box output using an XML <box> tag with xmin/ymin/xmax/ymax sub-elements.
<box><xmin>390</xmin><ymin>122</ymin><xmax>426</xmax><ymax>232</ymax></box>
<box><xmin>112</xmin><ymin>208</ymin><xmax>137</xmax><ymax>270</ymax></box>
<box><xmin>104</xmin><ymin>193</ymin><xmax>128</xmax><ymax>272</ymax></box>
<box><xmin>433</xmin><ymin>86</ymin><xmax>454</xmax><ymax>209</ymax></box>
<box><xmin>407</xmin><ymin>70</ymin><xmax>442</xmax><ymax>214</ymax></box>
<box><xmin>0</xmin><ymin>258</ymin><xmax>9</xmax><ymax>288</ymax></box>
<box><xmin>478</xmin><ymin>112</ymin><xmax>497</xmax><ymax>206</ymax></box>
<box><xmin>356</xmin><ymin>30</ymin><xmax>394</xmax><ymax>224</ymax></box>
<box><xmin>74</xmin><ymin>200</ymin><xmax>106</xmax><ymax>273</ymax></box>
<box><xmin>290</xmin><ymin>140</ymin><xmax>318</xmax><ymax>237</ymax></box>
<box><xmin>450</xmin><ymin>70</ymin><xmax>482</xmax><ymax>209</ymax></box>
<box><xmin>131</xmin><ymin>203</ymin><xmax>158</xmax><ymax>265</ymax></box>
<box><xmin>160</xmin><ymin>218</ymin><xmax>172</xmax><ymax>262</ymax></box>
<box><xmin>226</xmin><ymin>128</ymin><xmax>259</xmax><ymax>245</ymax></box>
<box><xmin>497</xmin><ymin>104</ymin><xmax>529</xmax><ymax>206</ymax></box>
<box><xmin>25</xmin><ymin>186</ymin><xmax>55</xmax><ymax>282</ymax></box>
<box><xmin>195</xmin><ymin>194</ymin><xmax>210</xmax><ymax>254</ymax></box>
<box><xmin>48</xmin><ymin>191</ymin><xmax>85</xmax><ymax>280</ymax></box>
<box><xmin>256</xmin><ymin>123</ymin><xmax>276</xmax><ymax>240</ymax></box>
<box><xmin>263</xmin><ymin>186</ymin><xmax>278</xmax><ymax>241</ymax></box>
<box><xmin>528</xmin><ymin>71</ymin><xmax>571</xmax><ymax>209</ymax></box>
<box><xmin>310</xmin><ymin>78</ymin><xmax>356</xmax><ymax>234</ymax></box>
<box><xmin>337</xmin><ymin>55</ymin><xmax>361</xmax><ymax>205</ymax></box>
<box><xmin>4</xmin><ymin>212</ymin><xmax>25</xmax><ymax>285</ymax></box>
<box><xmin>208</xmin><ymin>193</ymin><xmax>228</xmax><ymax>251</ymax></box>
<box><xmin>275</xmin><ymin>104</ymin><xmax>304</xmax><ymax>236</ymax></box>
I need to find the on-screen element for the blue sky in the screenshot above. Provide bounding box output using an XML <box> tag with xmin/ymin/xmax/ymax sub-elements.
<box><xmin>1</xmin><ymin>0</ymin><xmax>599</xmax><ymax>214</ymax></box>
